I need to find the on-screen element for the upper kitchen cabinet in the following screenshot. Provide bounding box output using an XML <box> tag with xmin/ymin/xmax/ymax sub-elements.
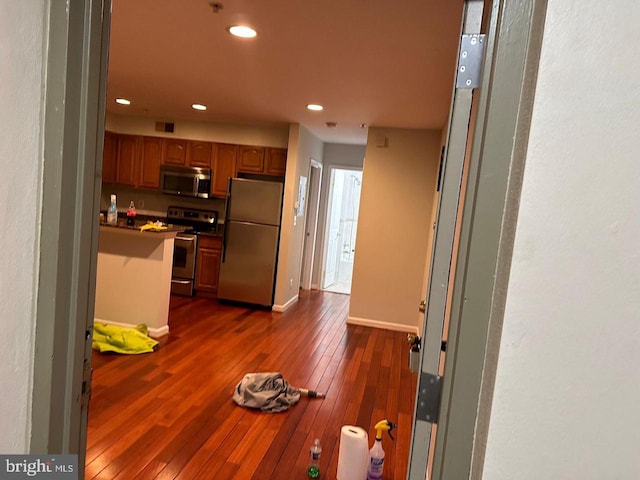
<box><xmin>186</xmin><ymin>141</ymin><xmax>213</xmax><ymax>168</ymax></box>
<box><xmin>237</xmin><ymin>146</ymin><xmax>265</xmax><ymax>174</ymax></box>
<box><xmin>102</xmin><ymin>131</ymin><xmax>117</xmax><ymax>184</ymax></box>
<box><xmin>162</xmin><ymin>139</ymin><xmax>187</xmax><ymax>166</ymax></box>
<box><xmin>116</xmin><ymin>134</ymin><xmax>140</xmax><ymax>186</ymax></box>
<box><xmin>265</xmin><ymin>148</ymin><xmax>287</xmax><ymax>176</ymax></box>
<box><xmin>139</xmin><ymin>136</ymin><xmax>162</xmax><ymax>188</ymax></box>
<box><xmin>212</xmin><ymin>143</ymin><xmax>238</xmax><ymax>198</ymax></box>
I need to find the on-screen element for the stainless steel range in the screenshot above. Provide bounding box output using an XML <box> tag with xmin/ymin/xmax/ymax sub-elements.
<box><xmin>167</xmin><ymin>205</ymin><xmax>218</xmax><ymax>296</ymax></box>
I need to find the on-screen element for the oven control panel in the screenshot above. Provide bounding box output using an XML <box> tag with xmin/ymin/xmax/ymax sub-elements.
<box><xmin>167</xmin><ymin>206</ymin><xmax>218</xmax><ymax>232</ymax></box>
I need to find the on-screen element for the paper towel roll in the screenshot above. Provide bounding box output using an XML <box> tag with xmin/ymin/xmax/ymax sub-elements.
<box><xmin>337</xmin><ymin>425</ymin><xmax>369</xmax><ymax>480</ymax></box>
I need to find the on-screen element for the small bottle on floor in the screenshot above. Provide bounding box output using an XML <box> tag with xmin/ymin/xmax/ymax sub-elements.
<box><xmin>308</xmin><ymin>438</ymin><xmax>321</xmax><ymax>478</ymax></box>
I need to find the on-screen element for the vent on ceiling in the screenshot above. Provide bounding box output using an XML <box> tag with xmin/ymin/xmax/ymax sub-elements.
<box><xmin>155</xmin><ymin>121</ymin><xmax>175</xmax><ymax>133</ymax></box>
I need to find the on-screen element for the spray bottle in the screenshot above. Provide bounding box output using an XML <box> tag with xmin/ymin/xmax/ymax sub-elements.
<box><xmin>367</xmin><ymin>419</ymin><xmax>396</xmax><ymax>480</ymax></box>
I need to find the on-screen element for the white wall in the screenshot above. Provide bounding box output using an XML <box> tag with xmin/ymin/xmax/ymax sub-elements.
<box><xmin>312</xmin><ymin>143</ymin><xmax>365</xmax><ymax>288</ymax></box>
<box><xmin>273</xmin><ymin>124</ymin><xmax>324</xmax><ymax>310</ymax></box>
<box><xmin>349</xmin><ymin>127</ymin><xmax>441</xmax><ymax>332</ymax></box>
<box><xmin>483</xmin><ymin>1</ymin><xmax>640</xmax><ymax>478</ymax></box>
<box><xmin>0</xmin><ymin>2</ymin><xmax>47</xmax><ymax>453</ymax></box>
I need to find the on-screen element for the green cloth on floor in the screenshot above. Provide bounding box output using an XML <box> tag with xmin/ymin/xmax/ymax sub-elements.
<box><xmin>92</xmin><ymin>323</ymin><xmax>159</xmax><ymax>354</ymax></box>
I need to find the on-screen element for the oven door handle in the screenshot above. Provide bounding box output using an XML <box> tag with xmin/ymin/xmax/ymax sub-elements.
<box><xmin>175</xmin><ymin>234</ymin><xmax>197</xmax><ymax>254</ymax></box>
<box><xmin>175</xmin><ymin>234</ymin><xmax>196</xmax><ymax>243</ymax></box>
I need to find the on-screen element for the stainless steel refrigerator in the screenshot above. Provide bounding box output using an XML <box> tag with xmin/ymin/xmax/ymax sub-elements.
<box><xmin>218</xmin><ymin>178</ymin><xmax>284</xmax><ymax>306</ymax></box>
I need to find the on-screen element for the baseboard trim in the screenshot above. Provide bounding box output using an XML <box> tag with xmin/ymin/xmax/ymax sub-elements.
<box><xmin>347</xmin><ymin>316</ymin><xmax>419</xmax><ymax>335</ymax></box>
<box><xmin>93</xmin><ymin>318</ymin><xmax>169</xmax><ymax>339</ymax></box>
<box><xmin>272</xmin><ymin>295</ymin><xmax>299</xmax><ymax>312</ymax></box>
<box><xmin>310</xmin><ymin>283</ymin><xmax>319</xmax><ymax>290</ymax></box>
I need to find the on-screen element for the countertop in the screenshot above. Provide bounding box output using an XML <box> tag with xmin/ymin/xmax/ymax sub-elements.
<box><xmin>99</xmin><ymin>223</ymin><xmax>187</xmax><ymax>233</ymax></box>
<box><xmin>99</xmin><ymin>212</ymin><xmax>222</xmax><ymax>236</ymax></box>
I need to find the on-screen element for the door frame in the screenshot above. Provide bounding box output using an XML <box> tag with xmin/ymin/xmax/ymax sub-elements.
<box><xmin>34</xmin><ymin>0</ymin><xmax>547</xmax><ymax>477</ymax></box>
<box><xmin>300</xmin><ymin>159</ymin><xmax>323</xmax><ymax>290</ymax></box>
<box><xmin>30</xmin><ymin>0</ymin><xmax>110</xmax><ymax>472</ymax></box>
<box><xmin>408</xmin><ymin>0</ymin><xmax>548</xmax><ymax>478</ymax></box>
<box><xmin>319</xmin><ymin>164</ymin><xmax>363</xmax><ymax>291</ymax></box>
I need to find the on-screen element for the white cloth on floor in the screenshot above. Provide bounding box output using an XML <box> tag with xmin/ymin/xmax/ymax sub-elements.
<box><xmin>232</xmin><ymin>372</ymin><xmax>301</xmax><ymax>413</ymax></box>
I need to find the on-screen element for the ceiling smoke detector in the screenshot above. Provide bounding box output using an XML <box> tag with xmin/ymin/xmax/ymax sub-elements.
<box><xmin>209</xmin><ymin>2</ymin><xmax>223</xmax><ymax>13</ymax></box>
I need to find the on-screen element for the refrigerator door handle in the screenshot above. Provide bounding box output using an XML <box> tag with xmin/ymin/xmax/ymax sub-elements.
<box><xmin>222</xmin><ymin>177</ymin><xmax>233</xmax><ymax>263</ymax></box>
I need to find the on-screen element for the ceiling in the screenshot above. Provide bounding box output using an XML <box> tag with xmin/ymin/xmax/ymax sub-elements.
<box><xmin>106</xmin><ymin>0</ymin><xmax>464</xmax><ymax>145</ymax></box>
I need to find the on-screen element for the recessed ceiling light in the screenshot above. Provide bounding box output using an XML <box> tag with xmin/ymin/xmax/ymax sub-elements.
<box><xmin>192</xmin><ymin>103</ymin><xmax>207</xmax><ymax>111</ymax></box>
<box><xmin>115</xmin><ymin>98</ymin><xmax>131</xmax><ymax>105</ymax></box>
<box><xmin>227</xmin><ymin>25</ymin><xmax>257</xmax><ymax>38</ymax></box>
<box><xmin>306</xmin><ymin>104</ymin><xmax>324</xmax><ymax>111</ymax></box>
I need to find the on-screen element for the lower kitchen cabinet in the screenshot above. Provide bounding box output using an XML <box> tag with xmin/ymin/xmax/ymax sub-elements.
<box><xmin>195</xmin><ymin>235</ymin><xmax>222</xmax><ymax>297</ymax></box>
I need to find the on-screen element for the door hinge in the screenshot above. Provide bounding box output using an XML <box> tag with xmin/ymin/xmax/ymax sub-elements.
<box><xmin>456</xmin><ymin>34</ymin><xmax>486</xmax><ymax>89</ymax></box>
<box><xmin>416</xmin><ymin>372</ymin><xmax>443</xmax><ymax>423</ymax></box>
<box><xmin>81</xmin><ymin>359</ymin><xmax>92</xmax><ymax>408</ymax></box>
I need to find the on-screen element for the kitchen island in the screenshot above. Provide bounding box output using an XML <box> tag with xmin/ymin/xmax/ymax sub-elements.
<box><xmin>94</xmin><ymin>224</ymin><xmax>182</xmax><ymax>338</ymax></box>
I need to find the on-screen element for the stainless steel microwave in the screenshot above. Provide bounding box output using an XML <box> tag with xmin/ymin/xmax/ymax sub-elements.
<box><xmin>159</xmin><ymin>165</ymin><xmax>211</xmax><ymax>198</ymax></box>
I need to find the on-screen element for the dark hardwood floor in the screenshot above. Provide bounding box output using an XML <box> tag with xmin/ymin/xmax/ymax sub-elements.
<box><xmin>86</xmin><ymin>290</ymin><xmax>418</xmax><ymax>479</ymax></box>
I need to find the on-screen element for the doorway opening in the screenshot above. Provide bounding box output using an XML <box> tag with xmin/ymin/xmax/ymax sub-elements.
<box><xmin>321</xmin><ymin>167</ymin><xmax>362</xmax><ymax>294</ymax></box>
<box><xmin>300</xmin><ymin>160</ymin><xmax>322</xmax><ymax>290</ymax></box>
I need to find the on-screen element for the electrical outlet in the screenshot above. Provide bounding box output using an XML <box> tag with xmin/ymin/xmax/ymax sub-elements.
<box><xmin>290</xmin><ymin>278</ymin><xmax>293</xmax><ymax>288</ymax></box>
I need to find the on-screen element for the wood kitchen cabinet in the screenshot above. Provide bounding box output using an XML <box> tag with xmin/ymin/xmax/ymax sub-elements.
<box><xmin>236</xmin><ymin>145</ymin><xmax>287</xmax><ymax>177</ymax></box>
<box><xmin>237</xmin><ymin>145</ymin><xmax>265</xmax><ymax>174</ymax></box>
<box><xmin>212</xmin><ymin>143</ymin><xmax>238</xmax><ymax>198</ymax></box>
<box><xmin>186</xmin><ymin>140</ymin><xmax>213</xmax><ymax>168</ymax></box>
<box><xmin>102</xmin><ymin>131</ymin><xmax>117</xmax><ymax>183</ymax></box>
<box><xmin>195</xmin><ymin>235</ymin><xmax>222</xmax><ymax>297</ymax></box>
<box><xmin>265</xmin><ymin>147</ymin><xmax>287</xmax><ymax>176</ymax></box>
<box><xmin>139</xmin><ymin>136</ymin><xmax>162</xmax><ymax>188</ymax></box>
<box><xmin>102</xmin><ymin>130</ymin><xmax>287</xmax><ymax>191</ymax></box>
<box><xmin>162</xmin><ymin>138</ymin><xmax>187</xmax><ymax>166</ymax></box>
<box><xmin>116</xmin><ymin>134</ymin><xmax>139</xmax><ymax>186</ymax></box>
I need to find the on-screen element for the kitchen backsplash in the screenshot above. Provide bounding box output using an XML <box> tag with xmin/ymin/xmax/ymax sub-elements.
<box><xmin>100</xmin><ymin>186</ymin><xmax>226</xmax><ymax>222</ymax></box>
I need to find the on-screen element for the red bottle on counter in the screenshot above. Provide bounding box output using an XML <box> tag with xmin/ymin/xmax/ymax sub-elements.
<box><xmin>126</xmin><ymin>201</ymin><xmax>137</xmax><ymax>226</ymax></box>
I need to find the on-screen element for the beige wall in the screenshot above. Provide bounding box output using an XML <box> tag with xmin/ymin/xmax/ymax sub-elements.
<box><xmin>348</xmin><ymin>127</ymin><xmax>441</xmax><ymax>332</ymax></box>
<box><xmin>106</xmin><ymin>113</ymin><xmax>289</xmax><ymax>147</ymax></box>
<box><xmin>273</xmin><ymin>124</ymin><xmax>324</xmax><ymax>310</ymax></box>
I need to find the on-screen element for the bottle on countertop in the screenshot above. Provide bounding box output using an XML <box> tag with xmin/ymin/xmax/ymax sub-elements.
<box><xmin>126</xmin><ymin>200</ymin><xmax>137</xmax><ymax>226</ymax></box>
<box><xmin>107</xmin><ymin>194</ymin><xmax>118</xmax><ymax>225</ymax></box>
<box><xmin>308</xmin><ymin>438</ymin><xmax>321</xmax><ymax>478</ymax></box>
